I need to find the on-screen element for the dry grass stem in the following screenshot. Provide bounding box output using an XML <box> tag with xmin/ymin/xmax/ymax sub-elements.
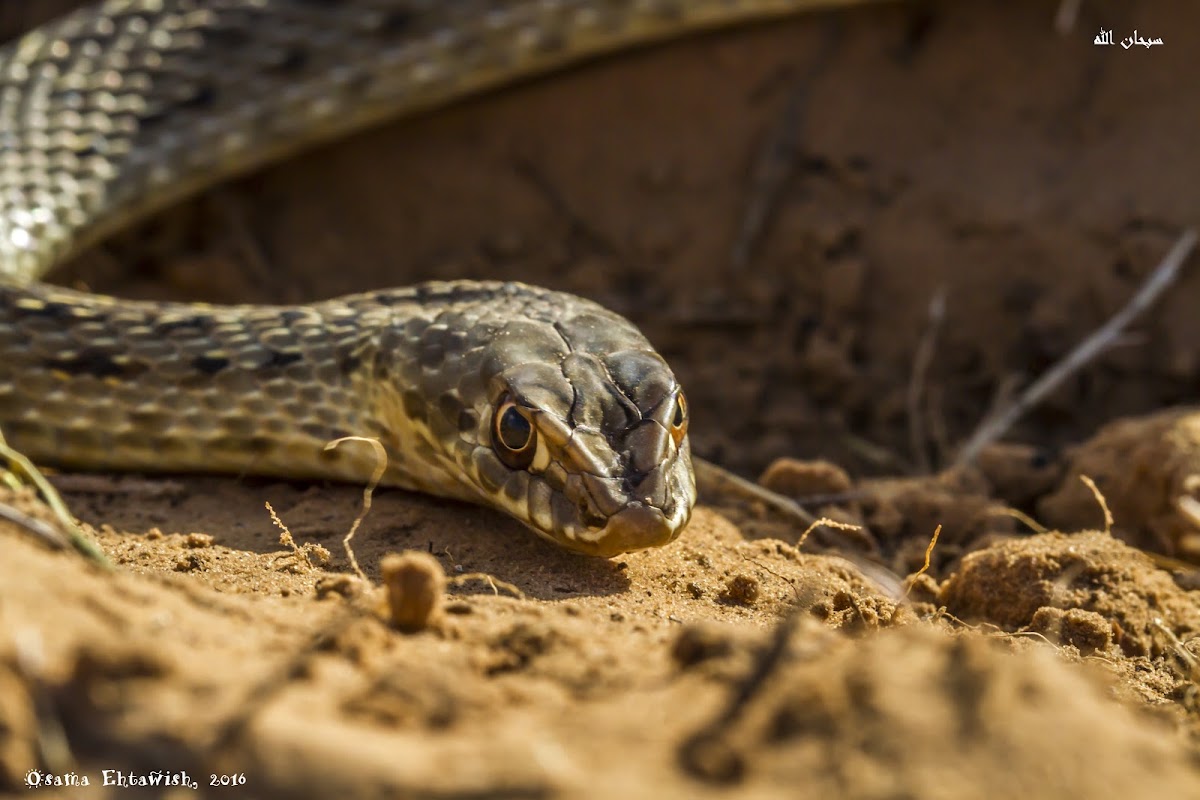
<box><xmin>983</xmin><ymin>506</ymin><xmax>1048</xmax><ymax>534</ymax></box>
<box><xmin>264</xmin><ymin>501</ymin><xmax>331</xmax><ymax>570</ymax></box>
<box><xmin>448</xmin><ymin>572</ymin><xmax>526</xmax><ymax>599</ymax></box>
<box><xmin>1079</xmin><ymin>474</ymin><xmax>1113</xmax><ymax>535</ymax></box>
<box><xmin>324</xmin><ymin>435</ymin><xmax>389</xmax><ymax>582</ymax></box>
<box><xmin>795</xmin><ymin>517</ymin><xmax>863</xmax><ymax>551</ymax></box>
<box><xmin>905</xmin><ymin>524</ymin><xmax>942</xmax><ymax>595</ymax></box>
<box><xmin>0</xmin><ymin>429</ymin><xmax>110</xmax><ymax>567</ymax></box>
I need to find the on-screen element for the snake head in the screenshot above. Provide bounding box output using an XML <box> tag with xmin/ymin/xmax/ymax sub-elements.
<box><xmin>461</xmin><ymin>306</ymin><xmax>696</xmax><ymax>557</ymax></box>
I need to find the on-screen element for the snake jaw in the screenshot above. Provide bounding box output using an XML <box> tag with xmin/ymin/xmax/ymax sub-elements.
<box><xmin>570</xmin><ymin>503</ymin><xmax>681</xmax><ymax>558</ymax></box>
<box><xmin>565</xmin><ymin>439</ymin><xmax>696</xmax><ymax>557</ymax></box>
<box><xmin>505</xmin><ymin>455</ymin><xmax>694</xmax><ymax>558</ymax></box>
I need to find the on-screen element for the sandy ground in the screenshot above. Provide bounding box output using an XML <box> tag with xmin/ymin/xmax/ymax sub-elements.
<box><xmin>4</xmin><ymin>0</ymin><xmax>1200</xmax><ymax>797</ymax></box>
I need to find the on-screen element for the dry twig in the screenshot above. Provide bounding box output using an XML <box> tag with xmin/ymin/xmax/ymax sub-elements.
<box><xmin>694</xmin><ymin>457</ymin><xmax>816</xmax><ymax>526</ymax></box>
<box><xmin>907</xmin><ymin>286</ymin><xmax>947</xmax><ymax>473</ymax></box>
<box><xmin>956</xmin><ymin>229</ymin><xmax>1197</xmax><ymax>466</ymax></box>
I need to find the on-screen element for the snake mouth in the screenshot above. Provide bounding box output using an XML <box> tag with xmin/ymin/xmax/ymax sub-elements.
<box><xmin>567</xmin><ymin>501</ymin><xmax>689</xmax><ymax>558</ymax></box>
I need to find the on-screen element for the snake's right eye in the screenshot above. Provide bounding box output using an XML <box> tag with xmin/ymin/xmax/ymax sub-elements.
<box><xmin>668</xmin><ymin>391</ymin><xmax>689</xmax><ymax>446</ymax></box>
<box><xmin>493</xmin><ymin>398</ymin><xmax>537</xmax><ymax>469</ymax></box>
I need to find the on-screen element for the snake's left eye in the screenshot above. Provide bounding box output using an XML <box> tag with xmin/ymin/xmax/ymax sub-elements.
<box><xmin>493</xmin><ymin>398</ymin><xmax>537</xmax><ymax>469</ymax></box>
<box><xmin>669</xmin><ymin>391</ymin><xmax>688</xmax><ymax>445</ymax></box>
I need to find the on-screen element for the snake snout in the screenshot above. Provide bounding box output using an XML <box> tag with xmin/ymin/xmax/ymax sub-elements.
<box><xmin>568</xmin><ymin>468</ymin><xmax>684</xmax><ymax>556</ymax></box>
<box><xmin>580</xmin><ymin>503</ymin><xmax>678</xmax><ymax>558</ymax></box>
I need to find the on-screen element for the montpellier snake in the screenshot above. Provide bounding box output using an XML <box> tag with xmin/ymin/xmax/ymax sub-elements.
<box><xmin>0</xmin><ymin>0</ymin><xmax>861</xmax><ymax>557</ymax></box>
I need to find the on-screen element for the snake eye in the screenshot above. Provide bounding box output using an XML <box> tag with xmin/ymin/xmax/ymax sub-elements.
<box><xmin>493</xmin><ymin>398</ymin><xmax>537</xmax><ymax>469</ymax></box>
<box><xmin>669</xmin><ymin>391</ymin><xmax>688</xmax><ymax>445</ymax></box>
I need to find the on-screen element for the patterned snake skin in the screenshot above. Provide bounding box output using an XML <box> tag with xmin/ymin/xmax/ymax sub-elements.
<box><xmin>0</xmin><ymin>0</ymin><xmax>852</xmax><ymax>556</ymax></box>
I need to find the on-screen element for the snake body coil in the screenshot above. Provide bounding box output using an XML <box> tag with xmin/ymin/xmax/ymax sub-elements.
<box><xmin>0</xmin><ymin>0</ymin><xmax>835</xmax><ymax>555</ymax></box>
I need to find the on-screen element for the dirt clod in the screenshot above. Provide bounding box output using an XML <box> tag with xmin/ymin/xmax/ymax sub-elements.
<box><xmin>1039</xmin><ymin>408</ymin><xmax>1200</xmax><ymax>559</ymax></box>
<box><xmin>378</xmin><ymin>551</ymin><xmax>446</xmax><ymax>633</ymax></box>
<box><xmin>1028</xmin><ymin>607</ymin><xmax>1115</xmax><ymax>656</ymax></box>
<box><xmin>759</xmin><ymin>458</ymin><xmax>853</xmax><ymax>498</ymax></box>
<box><xmin>720</xmin><ymin>574</ymin><xmax>761</xmax><ymax>606</ymax></box>
<box><xmin>940</xmin><ymin>530</ymin><xmax>1200</xmax><ymax>657</ymax></box>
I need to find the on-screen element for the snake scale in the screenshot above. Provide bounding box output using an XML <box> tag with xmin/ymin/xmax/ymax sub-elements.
<box><xmin>0</xmin><ymin>0</ymin><xmax>853</xmax><ymax>556</ymax></box>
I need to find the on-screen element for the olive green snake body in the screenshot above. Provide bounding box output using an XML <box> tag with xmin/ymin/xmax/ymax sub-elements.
<box><xmin>0</xmin><ymin>0</ymin><xmax>857</xmax><ymax>556</ymax></box>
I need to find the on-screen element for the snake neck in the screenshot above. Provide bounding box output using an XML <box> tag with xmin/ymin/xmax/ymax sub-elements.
<box><xmin>0</xmin><ymin>281</ymin><xmax>404</xmax><ymax>483</ymax></box>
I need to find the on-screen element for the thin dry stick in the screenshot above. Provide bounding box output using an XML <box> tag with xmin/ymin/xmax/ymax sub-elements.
<box><xmin>1146</xmin><ymin>550</ymin><xmax>1200</xmax><ymax>574</ymax></box>
<box><xmin>1151</xmin><ymin>618</ymin><xmax>1200</xmax><ymax>683</ymax></box>
<box><xmin>0</xmin><ymin>502</ymin><xmax>70</xmax><ymax>551</ymax></box>
<box><xmin>739</xmin><ymin>551</ymin><xmax>804</xmax><ymax>603</ymax></box>
<box><xmin>0</xmin><ymin>465</ymin><xmax>20</xmax><ymax>492</ymax></box>
<box><xmin>693</xmin><ymin>457</ymin><xmax>816</xmax><ymax>527</ymax></box>
<box><xmin>265</xmin><ymin>500</ymin><xmax>290</xmax><ymax>539</ymax></box>
<box><xmin>956</xmin><ymin>229</ymin><xmax>1198</xmax><ymax>466</ymax></box>
<box><xmin>978</xmin><ymin>373</ymin><xmax>1023</xmax><ymax>433</ymax></box>
<box><xmin>1079</xmin><ymin>474</ymin><xmax>1113</xmax><ymax>535</ymax></box>
<box><xmin>907</xmin><ymin>286</ymin><xmax>947</xmax><ymax>473</ymax></box>
<box><xmin>324</xmin><ymin>436</ymin><xmax>388</xmax><ymax>582</ymax></box>
<box><xmin>212</xmin><ymin>189</ymin><xmax>291</xmax><ymax>299</ymax></box>
<box><xmin>447</xmin><ymin>573</ymin><xmax>525</xmax><ymax>599</ymax></box>
<box><xmin>729</xmin><ymin>79</ymin><xmax>807</xmax><ymax>272</ymax></box>
<box><xmin>1180</xmin><ymin>476</ymin><xmax>1200</xmax><ymax>530</ymax></box>
<box><xmin>840</xmin><ymin>432</ymin><xmax>912</xmax><ymax>473</ymax></box>
<box><xmin>984</xmin><ymin>506</ymin><xmax>1048</xmax><ymax>534</ymax></box>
